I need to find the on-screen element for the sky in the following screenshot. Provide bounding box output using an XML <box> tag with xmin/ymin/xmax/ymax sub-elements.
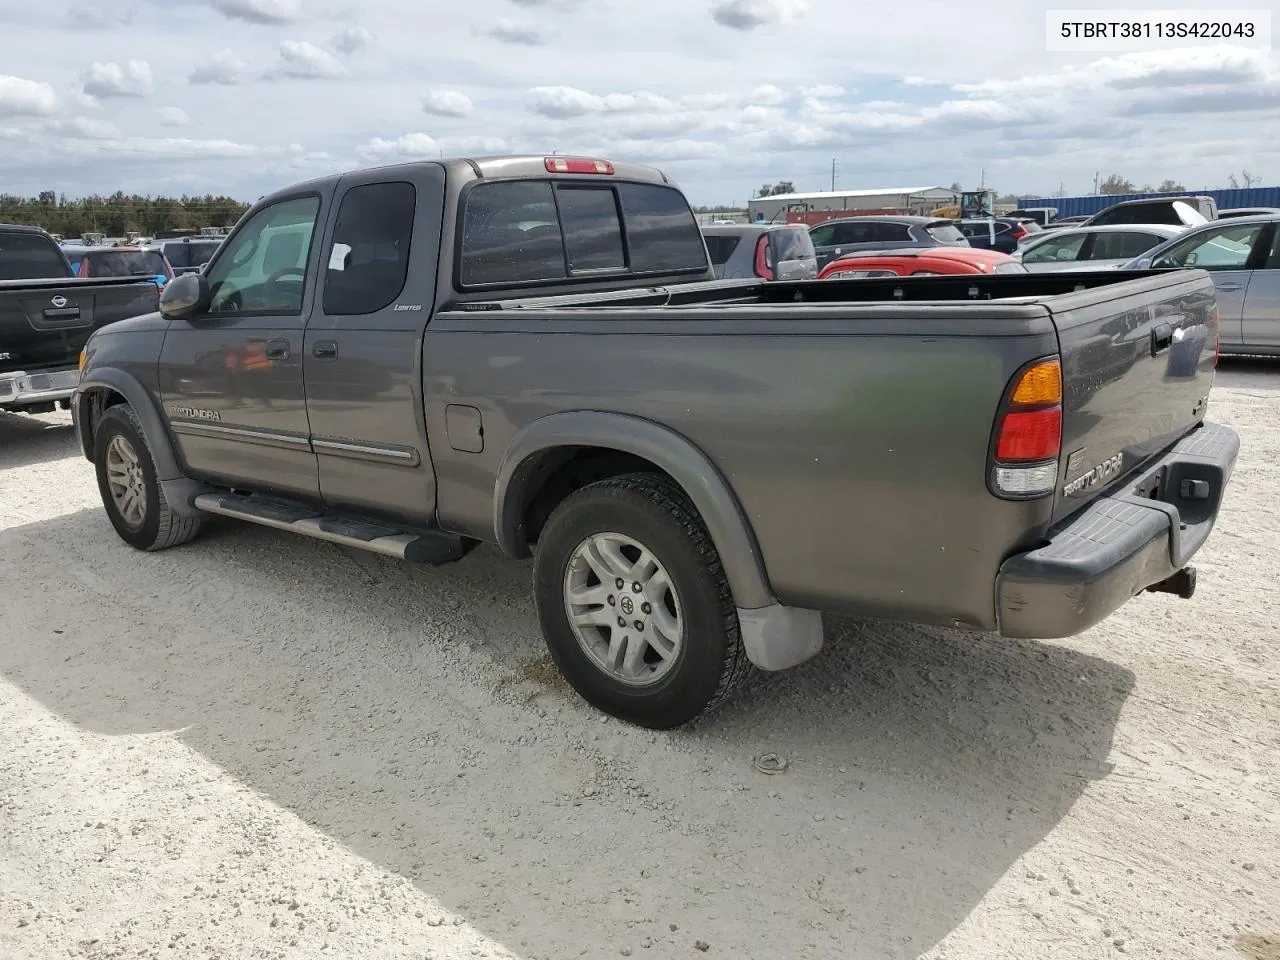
<box><xmin>0</xmin><ymin>0</ymin><xmax>1278</xmax><ymax>207</ymax></box>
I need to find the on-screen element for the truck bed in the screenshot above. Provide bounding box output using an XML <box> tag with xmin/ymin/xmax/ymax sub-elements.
<box><xmin>441</xmin><ymin>267</ymin><xmax>1218</xmax><ymax>542</ymax></box>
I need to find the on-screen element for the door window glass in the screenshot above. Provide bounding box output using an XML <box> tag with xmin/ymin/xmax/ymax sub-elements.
<box><xmin>1021</xmin><ymin>232</ymin><xmax>1088</xmax><ymax>263</ymax></box>
<box><xmin>323</xmin><ymin>181</ymin><xmax>416</xmax><ymax>315</ymax></box>
<box><xmin>460</xmin><ymin>180</ymin><xmax>565</xmax><ymax>286</ymax></box>
<box><xmin>1153</xmin><ymin>224</ymin><xmax>1265</xmax><ymax>270</ymax></box>
<box><xmin>206</xmin><ymin>196</ymin><xmax>320</xmax><ymax>314</ymax></box>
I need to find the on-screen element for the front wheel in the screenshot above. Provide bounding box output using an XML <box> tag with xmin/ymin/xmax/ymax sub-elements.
<box><xmin>532</xmin><ymin>473</ymin><xmax>749</xmax><ymax>729</ymax></box>
<box><xmin>93</xmin><ymin>403</ymin><xmax>204</xmax><ymax>551</ymax></box>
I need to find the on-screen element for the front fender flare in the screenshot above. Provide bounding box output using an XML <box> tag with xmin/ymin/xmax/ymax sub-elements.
<box><xmin>493</xmin><ymin>410</ymin><xmax>775</xmax><ymax>611</ymax></box>
<box><xmin>75</xmin><ymin>367</ymin><xmax>181</xmax><ymax>480</ymax></box>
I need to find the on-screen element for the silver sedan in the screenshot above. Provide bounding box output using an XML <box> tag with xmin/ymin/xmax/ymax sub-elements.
<box><xmin>1013</xmin><ymin>224</ymin><xmax>1185</xmax><ymax>272</ymax></box>
<box><xmin>1124</xmin><ymin>214</ymin><xmax>1280</xmax><ymax>356</ymax></box>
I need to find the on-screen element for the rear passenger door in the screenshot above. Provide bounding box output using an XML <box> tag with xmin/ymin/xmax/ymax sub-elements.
<box><xmin>1240</xmin><ymin>224</ymin><xmax>1280</xmax><ymax>351</ymax></box>
<box><xmin>303</xmin><ymin>167</ymin><xmax>447</xmax><ymax>524</ymax></box>
<box><xmin>1151</xmin><ymin>221</ymin><xmax>1270</xmax><ymax>348</ymax></box>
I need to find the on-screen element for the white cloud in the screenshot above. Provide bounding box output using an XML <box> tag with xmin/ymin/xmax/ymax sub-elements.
<box><xmin>188</xmin><ymin>50</ymin><xmax>251</xmax><ymax>86</ymax></box>
<box><xmin>357</xmin><ymin>132</ymin><xmax>512</xmax><ymax>161</ymax></box>
<box><xmin>358</xmin><ymin>132</ymin><xmax>439</xmax><ymax>160</ymax></box>
<box><xmin>0</xmin><ymin>75</ymin><xmax>59</xmax><ymax>118</ymax></box>
<box><xmin>422</xmin><ymin>90</ymin><xmax>473</xmax><ymax>118</ymax></box>
<box><xmin>331</xmin><ymin>25</ymin><xmax>372</xmax><ymax>55</ymax></box>
<box><xmin>81</xmin><ymin>60</ymin><xmax>153</xmax><ymax>99</ymax></box>
<box><xmin>159</xmin><ymin>107</ymin><xmax>192</xmax><ymax>127</ymax></box>
<box><xmin>210</xmin><ymin>0</ymin><xmax>302</xmax><ymax>25</ymax></box>
<box><xmin>749</xmin><ymin>84</ymin><xmax>788</xmax><ymax>105</ymax></box>
<box><xmin>710</xmin><ymin>0</ymin><xmax>809</xmax><ymax>30</ymax></box>
<box><xmin>47</xmin><ymin>116</ymin><xmax>122</xmax><ymax>140</ymax></box>
<box><xmin>482</xmin><ymin>19</ymin><xmax>548</xmax><ymax>45</ymax></box>
<box><xmin>64</xmin><ymin>3</ymin><xmax>137</xmax><ymax>29</ymax></box>
<box><xmin>800</xmin><ymin>84</ymin><xmax>845</xmax><ymax>98</ymax></box>
<box><xmin>528</xmin><ymin>86</ymin><xmax>678</xmax><ymax>118</ymax></box>
<box><xmin>270</xmin><ymin>41</ymin><xmax>347</xmax><ymax>79</ymax></box>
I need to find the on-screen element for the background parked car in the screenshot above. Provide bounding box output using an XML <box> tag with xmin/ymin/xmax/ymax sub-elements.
<box><xmin>818</xmin><ymin>246</ymin><xmax>1025</xmax><ymax>279</ymax></box>
<box><xmin>1081</xmin><ymin>196</ymin><xmax>1215</xmax><ymax>227</ymax></box>
<box><xmin>67</xmin><ymin>245</ymin><xmax>173</xmax><ymax>286</ymax></box>
<box><xmin>700</xmin><ymin>223</ymin><xmax>817</xmax><ymax>280</ymax></box>
<box><xmin>1124</xmin><ymin>214</ymin><xmax>1280</xmax><ymax>356</ymax></box>
<box><xmin>1040</xmin><ymin>215</ymin><xmax>1090</xmax><ymax>231</ymax></box>
<box><xmin>1013</xmin><ymin>225</ymin><xmax>1184</xmax><ymax>272</ymax></box>
<box><xmin>956</xmin><ymin>217</ymin><xmax>1042</xmax><ymax>254</ymax></box>
<box><xmin>808</xmin><ymin>216</ymin><xmax>968</xmax><ymax>270</ymax></box>
<box><xmin>151</xmin><ymin>237</ymin><xmax>223</xmax><ymax>276</ymax></box>
<box><xmin>1218</xmin><ymin>207</ymin><xmax>1280</xmax><ymax>220</ymax></box>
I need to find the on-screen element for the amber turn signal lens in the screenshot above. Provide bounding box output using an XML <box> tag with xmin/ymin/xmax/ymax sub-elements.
<box><xmin>1010</xmin><ymin>358</ymin><xmax>1062</xmax><ymax>406</ymax></box>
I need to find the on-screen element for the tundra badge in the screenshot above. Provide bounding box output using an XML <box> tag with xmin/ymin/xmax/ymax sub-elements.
<box><xmin>1062</xmin><ymin>452</ymin><xmax>1124</xmax><ymax>498</ymax></box>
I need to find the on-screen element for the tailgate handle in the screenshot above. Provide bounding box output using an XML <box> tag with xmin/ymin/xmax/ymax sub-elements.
<box><xmin>1151</xmin><ymin>323</ymin><xmax>1173</xmax><ymax>356</ymax></box>
<box><xmin>42</xmin><ymin>306</ymin><xmax>81</xmax><ymax>320</ymax></box>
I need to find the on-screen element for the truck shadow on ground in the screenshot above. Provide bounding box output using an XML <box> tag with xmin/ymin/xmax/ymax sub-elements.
<box><xmin>1</xmin><ymin>509</ymin><xmax>1136</xmax><ymax>960</ymax></box>
<box><xmin>1216</xmin><ymin>357</ymin><xmax>1280</xmax><ymax>392</ymax></box>
<box><xmin>0</xmin><ymin>411</ymin><xmax>80</xmax><ymax>472</ymax></box>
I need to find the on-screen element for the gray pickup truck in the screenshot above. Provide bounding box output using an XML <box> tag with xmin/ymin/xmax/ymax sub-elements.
<box><xmin>72</xmin><ymin>155</ymin><xmax>1239</xmax><ymax>729</ymax></box>
<box><xmin>1</xmin><ymin>223</ymin><xmax>160</xmax><ymax>415</ymax></box>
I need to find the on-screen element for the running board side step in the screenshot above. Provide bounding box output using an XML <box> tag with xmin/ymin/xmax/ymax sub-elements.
<box><xmin>192</xmin><ymin>493</ymin><xmax>470</xmax><ymax>564</ymax></box>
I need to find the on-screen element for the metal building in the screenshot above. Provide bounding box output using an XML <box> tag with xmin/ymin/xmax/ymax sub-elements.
<box><xmin>747</xmin><ymin>186</ymin><xmax>957</xmax><ymax>223</ymax></box>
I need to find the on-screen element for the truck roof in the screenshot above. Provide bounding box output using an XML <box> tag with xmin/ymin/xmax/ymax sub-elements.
<box><xmin>257</xmin><ymin>155</ymin><xmax>673</xmax><ymax>205</ymax></box>
<box><xmin>0</xmin><ymin>222</ymin><xmax>53</xmax><ymax>236</ymax></box>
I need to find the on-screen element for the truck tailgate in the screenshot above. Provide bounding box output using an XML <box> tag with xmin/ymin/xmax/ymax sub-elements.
<box><xmin>1047</xmin><ymin>269</ymin><xmax>1218</xmax><ymax>525</ymax></box>
<box><xmin>0</xmin><ymin>277</ymin><xmax>159</xmax><ymax>371</ymax></box>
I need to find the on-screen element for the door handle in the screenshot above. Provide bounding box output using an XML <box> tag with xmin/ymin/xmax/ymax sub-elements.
<box><xmin>1215</xmin><ymin>281</ymin><xmax>1243</xmax><ymax>291</ymax></box>
<box><xmin>1151</xmin><ymin>323</ymin><xmax>1173</xmax><ymax>356</ymax></box>
<box><xmin>312</xmin><ymin>340</ymin><xmax>338</xmax><ymax>360</ymax></box>
<box><xmin>264</xmin><ymin>339</ymin><xmax>290</xmax><ymax>360</ymax></box>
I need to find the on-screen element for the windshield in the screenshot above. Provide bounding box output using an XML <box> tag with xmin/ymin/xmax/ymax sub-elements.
<box><xmin>83</xmin><ymin>250</ymin><xmax>169</xmax><ymax>278</ymax></box>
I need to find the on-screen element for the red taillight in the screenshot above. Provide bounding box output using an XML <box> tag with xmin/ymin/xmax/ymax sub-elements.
<box><xmin>1011</xmin><ymin>225</ymin><xmax>1027</xmax><ymax>241</ymax></box>
<box><xmin>544</xmin><ymin>156</ymin><xmax>615</xmax><ymax>174</ymax></box>
<box><xmin>996</xmin><ymin>407</ymin><xmax>1062</xmax><ymax>461</ymax></box>
<box><xmin>753</xmin><ymin>235</ymin><xmax>773</xmax><ymax>280</ymax></box>
<box><xmin>991</xmin><ymin>357</ymin><xmax>1063</xmax><ymax>498</ymax></box>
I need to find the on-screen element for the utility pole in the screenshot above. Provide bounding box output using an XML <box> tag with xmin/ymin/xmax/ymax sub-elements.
<box><xmin>1093</xmin><ymin>171</ymin><xmax>1100</xmax><ymax>194</ymax></box>
<box><xmin>980</xmin><ymin>168</ymin><xmax>985</xmax><ymax>189</ymax></box>
<box><xmin>830</xmin><ymin>158</ymin><xmax>837</xmax><ymax>192</ymax></box>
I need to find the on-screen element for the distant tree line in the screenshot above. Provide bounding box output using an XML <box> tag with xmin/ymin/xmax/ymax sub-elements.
<box><xmin>0</xmin><ymin>191</ymin><xmax>249</xmax><ymax>238</ymax></box>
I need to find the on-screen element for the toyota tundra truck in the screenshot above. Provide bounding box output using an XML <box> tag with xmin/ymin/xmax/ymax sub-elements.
<box><xmin>1</xmin><ymin>223</ymin><xmax>159</xmax><ymax>415</ymax></box>
<box><xmin>72</xmin><ymin>155</ymin><xmax>1239</xmax><ymax>728</ymax></box>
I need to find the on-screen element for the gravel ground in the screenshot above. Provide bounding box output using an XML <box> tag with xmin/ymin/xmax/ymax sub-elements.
<box><xmin>1</xmin><ymin>363</ymin><xmax>1277</xmax><ymax>960</ymax></box>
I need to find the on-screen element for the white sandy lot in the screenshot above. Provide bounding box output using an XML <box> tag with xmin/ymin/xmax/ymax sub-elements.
<box><xmin>0</xmin><ymin>363</ymin><xmax>1276</xmax><ymax>960</ymax></box>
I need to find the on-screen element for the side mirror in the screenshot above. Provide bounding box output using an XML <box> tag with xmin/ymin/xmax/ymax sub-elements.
<box><xmin>159</xmin><ymin>272</ymin><xmax>211</xmax><ymax>320</ymax></box>
<box><xmin>1131</xmin><ymin>257</ymin><xmax>1153</xmax><ymax>270</ymax></box>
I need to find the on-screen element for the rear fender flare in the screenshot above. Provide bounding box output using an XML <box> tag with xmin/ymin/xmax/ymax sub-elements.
<box><xmin>493</xmin><ymin>411</ymin><xmax>775</xmax><ymax>611</ymax></box>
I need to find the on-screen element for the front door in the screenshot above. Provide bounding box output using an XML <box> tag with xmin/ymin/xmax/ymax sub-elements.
<box><xmin>303</xmin><ymin>168</ymin><xmax>445</xmax><ymax>525</ymax></box>
<box><xmin>1241</xmin><ymin>224</ymin><xmax>1280</xmax><ymax>351</ymax></box>
<box><xmin>158</xmin><ymin>193</ymin><xmax>326</xmax><ymax>497</ymax></box>
<box><xmin>1150</xmin><ymin>220</ymin><xmax>1271</xmax><ymax>349</ymax></box>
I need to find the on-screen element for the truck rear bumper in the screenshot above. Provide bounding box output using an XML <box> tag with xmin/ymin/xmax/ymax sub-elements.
<box><xmin>0</xmin><ymin>367</ymin><xmax>79</xmax><ymax>410</ymax></box>
<box><xmin>996</xmin><ymin>421</ymin><xmax>1239</xmax><ymax>640</ymax></box>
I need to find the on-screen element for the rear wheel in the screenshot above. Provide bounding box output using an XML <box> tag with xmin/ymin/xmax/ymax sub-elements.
<box><xmin>532</xmin><ymin>473</ymin><xmax>748</xmax><ymax>729</ymax></box>
<box><xmin>93</xmin><ymin>403</ymin><xmax>204</xmax><ymax>551</ymax></box>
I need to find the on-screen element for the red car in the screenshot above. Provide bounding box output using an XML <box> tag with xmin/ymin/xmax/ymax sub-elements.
<box><xmin>818</xmin><ymin>246</ymin><xmax>1026</xmax><ymax>280</ymax></box>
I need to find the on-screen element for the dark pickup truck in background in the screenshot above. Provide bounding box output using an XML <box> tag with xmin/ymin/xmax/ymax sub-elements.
<box><xmin>73</xmin><ymin>155</ymin><xmax>1238</xmax><ymax>729</ymax></box>
<box><xmin>1</xmin><ymin>223</ymin><xmax>160</xmax><ymax>415</ymax></box>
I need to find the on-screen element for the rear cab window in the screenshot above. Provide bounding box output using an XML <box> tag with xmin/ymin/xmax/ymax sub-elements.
<box><xmin>926</xmin><ymin>222</ymin><xmax>967</xmax><ymax>244</ymax></box>
<box><xmin>458</xmin><ymin>178</ymin><xmax>707</xmax><ymax>288</ymax></box>
<box><xmin>83</xmin><ymin>250</ymin><xmax>168</xmax><ymax>277</ymax></box>
<box><xmin>0</xmin><ymin>231</ymin><xmax>71</xmax><ymax>280</ymax></box>
<box><xmin>770</xmin><ymin>227</ymin><xmax>815</xmax><ymax>262</ymax></box>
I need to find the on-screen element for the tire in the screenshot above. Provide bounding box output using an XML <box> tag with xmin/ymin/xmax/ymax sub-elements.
<box><xmin>93</xmin><ymin>403</ymin><xmax>204</xmax><ymax>552</ymax></box>
<box><xmin>532</xmin><ymin>472</ymin><xmax>749</xmax><ymax>729</ymax></box>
